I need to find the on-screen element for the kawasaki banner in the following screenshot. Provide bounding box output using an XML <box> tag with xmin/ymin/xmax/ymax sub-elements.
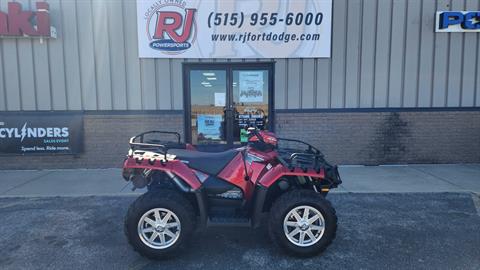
<box><xmin>137</xmin><ymin>0</ymin><xmax>332</xmax><ymax>58</ymax></box>
<box><xmin>0</xmin><ymin>113</ymin><xmax>83</xmax><ymax>155</ymax></box>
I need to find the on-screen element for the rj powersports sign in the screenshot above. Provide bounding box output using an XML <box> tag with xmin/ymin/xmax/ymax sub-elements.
<box><xmin>0</xmin><ymin>2</ymin><xmax>56</xmax><ymax>38</ymax></box>
<box><xmin>0</xmin><ymin>114</ymin><xmax>83</xmax><ymax>155</ymax></box>
<box><xmin>436</xmin><ymin>11</ymin><xmax>480</xmax><ymax>32</ymax></box>
<box><xmin>137</xmin><ymin>0</ymin><xmax>332</xmax><ymax>58</ymax></box>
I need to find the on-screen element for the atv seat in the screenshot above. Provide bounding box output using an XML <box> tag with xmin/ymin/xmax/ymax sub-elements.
<box><xmin>168</xmin><ymin>149</ymin><xmax>239</xmax><ymax>175</ymax></box>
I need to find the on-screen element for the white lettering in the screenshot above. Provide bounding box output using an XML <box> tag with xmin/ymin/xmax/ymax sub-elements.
<box><xmin>61</xmin><ymin>127</ymin><xmax>69</xmax><ymax>137</ymax></box>
<box><xmin>27</xmin><ymin>128</ymin><xmax>37</xmax><ymax>138</ymax></box>
<box><xmin>37</xmin><ymin>128</ymin><xmax>46</xmax><ymax>137</ymax></box>
<box><xmin>6</xmin><ymin>128</ymin><xmax>14</xmax><ymax>137</ymax></box>
<box><xmin>53</xmin><ymin>128</ymin><xmax>61</xmax><ymax>137</ymax></box>
<box><xmin>14</xmin><ymin>128</ymin><xmax>21</xmax><ymax>138</ymax></box>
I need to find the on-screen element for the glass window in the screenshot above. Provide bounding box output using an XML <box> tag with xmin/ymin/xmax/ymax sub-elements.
<box><xmin>189</xmin><ymin>70</ymin><xmax>227</xmax><ymax>145</ymax></box>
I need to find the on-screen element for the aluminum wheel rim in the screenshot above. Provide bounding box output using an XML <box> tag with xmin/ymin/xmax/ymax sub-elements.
<box><xmin>283</xmin><ymin>205</ymin><xmax>325</xmax><ymax>247</ymax></box>
<box><xmin>137</xmin><ymin>208</ymin><xmax>181</xmax><ymax>249</ymax></box>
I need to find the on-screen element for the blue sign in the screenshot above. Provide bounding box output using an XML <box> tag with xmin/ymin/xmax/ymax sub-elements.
<box><xmin>197</xmin><ymin>114</ymin><xmax>222</xmax><ymax>140</ymax></box>
<box><xmin>436</xmin><ymin>11</ymin><xmax>480</xmax><ymax>32</ymax></box>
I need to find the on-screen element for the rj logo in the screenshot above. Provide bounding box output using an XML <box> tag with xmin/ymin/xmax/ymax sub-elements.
<box><xmin>153</xmin><ymin>9</ymin><xmax>196</xmax><ymax>43</ymax></box>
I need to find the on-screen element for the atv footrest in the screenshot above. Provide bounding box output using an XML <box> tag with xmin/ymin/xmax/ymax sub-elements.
<box><xmin>207</xmin><ymin>207</ymin><xmax>251</xmax><ymax>227</ymax></box>
<box><xmin>207</xmin><ymin>217</ymin><xmax>251</xmax><ymax>227</ymax></box>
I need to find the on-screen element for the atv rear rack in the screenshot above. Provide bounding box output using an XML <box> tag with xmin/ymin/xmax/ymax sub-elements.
<box><xmin>128</xmin><ymin>131</ymin><xmax>185</xmax><ymax>160</ymax></box>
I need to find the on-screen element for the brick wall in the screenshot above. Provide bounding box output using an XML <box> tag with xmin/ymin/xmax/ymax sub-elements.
<box><xmin>0</xmin><ymin>112</ymin><xmax>183</xmax><ymax>170</ymax></box>
<box><xmin>275</xmin><ymin>110</ymin><xmax>480</xmax><ymax>165</ymax></box>
<box><xmin>1</xmin><ymin>110</ymin><xmax>479</xmax><ymax>169</ymax></box>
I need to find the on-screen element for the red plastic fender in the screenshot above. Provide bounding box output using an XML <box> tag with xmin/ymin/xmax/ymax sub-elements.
<box><xmin>123</xmin><ymin>157</ymin><xmax>201</xmax><ymax>190</ymax></box>
<box><xmin>258</xmin><ymin>163</ymin><xmax>325</xmax><ymax>188</ymax></box>
<box><xmin>217</xmin><ymin>153</ymin><xmax>256</xmax><ymax>200</ymax></box>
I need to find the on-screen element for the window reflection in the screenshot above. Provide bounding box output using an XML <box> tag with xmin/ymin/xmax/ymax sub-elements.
<box><xmin>232</xmin><ymin>70</ymin><xmax>269</xmax><ymax>143</ymax></box>
<box><xmin>189</xmin><ymin>70</ymin><xmax>227</xmax><ymax>145</ymax></box>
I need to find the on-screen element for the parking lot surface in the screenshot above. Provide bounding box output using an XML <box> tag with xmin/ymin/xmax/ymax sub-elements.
<box><xmin>0</xmin><ymin>193</ymin><xmax>479</xmax><ymax>270</ymax></box>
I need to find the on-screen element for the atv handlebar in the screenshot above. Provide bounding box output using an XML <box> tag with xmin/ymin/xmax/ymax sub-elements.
<box><xmin>247</xmin><ymin>127</ymin><xmax>265</xmax><ymax>143</ymax></box>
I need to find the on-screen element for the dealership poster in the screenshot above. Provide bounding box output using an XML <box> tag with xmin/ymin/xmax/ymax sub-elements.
<box><xmin>0</xmin><ymin>113</ymin><xmax>83</xmax><ymax>155</ymax></box>
<box><xmin>137</xmin><ymin>0</ymin><xmax>332</xmax><ymax>58</ymax></box>
<box><xmin>239</xmin><ymin>71</ymin><xmax>264</xmax><ymax>103</ymax></box>
<box><xmin>197</xmin><ymin>114</ymin><xmax>222</xmax><ymax>140</ymax></box>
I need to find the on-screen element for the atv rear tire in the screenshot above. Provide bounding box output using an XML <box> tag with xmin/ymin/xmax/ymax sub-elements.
<box><xmin>268</xmin><ymin>189</ymin><xmax>337</xmax><ymax>257</ymax></box>
<box><xmin>124</xmin><ymin>190</ymin><xmax>195</xmax><ymax>259</ymax></box>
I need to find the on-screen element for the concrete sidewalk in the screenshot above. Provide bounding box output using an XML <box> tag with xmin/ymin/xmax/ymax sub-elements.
<box><xmin>0</xmin><ymin>164</ymin><xmax>479</xmax><ymax>197</ymax></box>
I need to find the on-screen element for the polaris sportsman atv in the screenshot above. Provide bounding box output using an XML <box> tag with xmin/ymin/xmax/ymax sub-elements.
<box><xmin>122</xmin><ymin>128</ymin><xmax>342</xmax><ymax>259</ymax></box>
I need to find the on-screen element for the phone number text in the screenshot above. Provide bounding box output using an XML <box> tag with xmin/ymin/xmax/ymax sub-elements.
<box><xmin>207</xmin><ymin>12</ymin><xmax>324</xmax><ymax>28</ymax></box>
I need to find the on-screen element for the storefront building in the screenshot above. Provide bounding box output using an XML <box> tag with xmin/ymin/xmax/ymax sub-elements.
<box><xmin>0</xmin><ymin>0</ymin><xmax>479</xmax><ymax>170</ymax></box>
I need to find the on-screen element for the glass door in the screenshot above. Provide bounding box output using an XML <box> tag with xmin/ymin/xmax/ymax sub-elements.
<box><xmin>184</xmin><ymin>63</ymin><xmax>273</xmax><ymax>150</ymax></box>
<box><xmin>232</xmin><ymin>69</ymin><xmax>270</xmax><ymax>145</ymax></box>
<box><xmin>189</xmin><ymin>69</ymin><xmax>228</xmax><ymax>147</ymax></box>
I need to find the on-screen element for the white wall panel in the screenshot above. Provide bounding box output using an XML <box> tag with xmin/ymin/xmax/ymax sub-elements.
<box><xmin>388</xmin><ymin>0</ymin><xmax>407</xmax><ymax>107</ymax></box>
<box><xmin>417</xmin><ymin>0</ymin><xmax>436</xmax><ymax>107</ymax></box>
<box><xmin>48</xmin><ymin>0</ymin><xmax>67</xmax><ymax>110</ymax></box>
<box><xmin>107</xmin><ymin>0</ymin><xmax>128</xmax><ymax>110</ymax></box>
<box><xmin>461</xmin><ymin>0</ymin><xmax>478</xmax><ymax>107</ymax></box>
<box><xmin>122</xmin><ymin>0</ymin><xmax>142</xmax><ymax>110</ymax></box>
<box><xmin>61</xmin><ymin>0</ymin><xmax>82</xmax><ymax>110</ymax></box>
<box><xmin>373</xmin><ymin>0</ymin><xmax>392</xmax><ymax>108</ymax></box>
<box><xmin>0</xmin><ymin>0</ymin><xmax>478</xmax><ymax>111</ymax></box>
<box><xmin>91</xmin><ymin>0</ymin><xmax>112</xmax><ymax>110</ymax></box>
<box><xmin>403</xmin><ymin>0</ymin><xmax>422</xmax><ymax>107</ymax></box>
<box><xmin>76</xmin><ymin>0</ymin><xmax>97</xmax><ymax>110</ymax></box>
<box><xmin>330</xmin><ymin>0</ymin><xmax>347</xmax><ymax>108</ymax></box>
<box><xmin>432</xmin><ymin>0</ymin><xmax>450</xmax><ymax>107</ymax></box>
<box><xmin>358</xmin><ymin>0</ymin><xmax>377</xmax><ymax>108</ymax></box>
<box><xmin>345</xmin><ymin>0</ymin><xmax>362</xmax><ymax>108</ymax></box>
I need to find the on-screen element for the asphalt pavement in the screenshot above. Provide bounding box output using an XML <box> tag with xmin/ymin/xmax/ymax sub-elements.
<box><xmin>0</xmin><ymin>164</ymin><xmax>479</xmax><ymax>269</ymax></box>
<box><xmin>0</xmin><ymin>193</ymin><xmax>479</xmax><ymax>270</ymax></box>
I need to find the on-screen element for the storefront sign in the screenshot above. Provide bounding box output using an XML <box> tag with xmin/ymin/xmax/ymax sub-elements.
<box><xmin>0</xmin><ymin>114</ymin><xmax>83</xmax><ymax>155</ymax></box>
<box><xmin>0</xmin><ymin>2</ymin><xmax>56</xmax><ymax>38</ymax></box>
<box><xmin>137</xmin><ymin>0</ymin><xmax>332</xmax><ymax>58</ymax></box>
<box><xmin>436</xmin><ymin>11</ymin><xmax>480</xmax><ymax>32</ymax></box>
<box><xmin>239</xmin><ymin>71</ymin><xmax>264</xmax><ymax>103</ymax></box>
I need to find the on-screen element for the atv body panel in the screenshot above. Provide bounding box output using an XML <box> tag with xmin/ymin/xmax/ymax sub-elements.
<box><xmin>123</xmin><ymin>130</ymin><xmax>341</xmax><ymax>227</ymax></box>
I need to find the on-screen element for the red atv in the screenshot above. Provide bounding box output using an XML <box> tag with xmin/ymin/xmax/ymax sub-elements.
<box><xmin>122</xmin><ymin>129</ymin><xmax>342</xmax><ymax>259</ymax></box>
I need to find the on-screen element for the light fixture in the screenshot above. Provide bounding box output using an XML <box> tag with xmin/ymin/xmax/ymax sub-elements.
<box><xmin>203</xmin><ymin>72</ymin><xmax>215</xmax><ymax>76</ymax></box>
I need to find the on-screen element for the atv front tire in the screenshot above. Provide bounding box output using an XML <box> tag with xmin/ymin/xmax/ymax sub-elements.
<box><xmin>269</xmin><ymin>189</ymin><xmax>337</xmax><ymax>257</ymax></box>
<box><xmin>124</xmin><ymin>190</ymin><xmax>195</xmax><ymax>259</ymax></box>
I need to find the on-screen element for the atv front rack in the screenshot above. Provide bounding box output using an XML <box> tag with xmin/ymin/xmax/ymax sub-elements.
<box><xmin>276</xmin><ymin>138</ymin><xmax>342</xmax><ymax>187</ymax></box>
<box><xmin>128</xmin><ymin>131</ymin><xmax>185</xmax><ymax>160</ymax></box>
<box><xmin>276</xmin><ymin>138</ymin><xmax>324</xmax><ymax>170</ymax></box>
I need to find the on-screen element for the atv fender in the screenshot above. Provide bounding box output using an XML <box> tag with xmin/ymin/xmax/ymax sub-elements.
<box><xmin>258</xmin><ymin>163</ymin><xmax>325</xmax><ymax>188</ymax></box>
<box><xmin>123</xmin><ymin>157</ymin><xmax>202</xmax><ymax>190</ymax></box>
